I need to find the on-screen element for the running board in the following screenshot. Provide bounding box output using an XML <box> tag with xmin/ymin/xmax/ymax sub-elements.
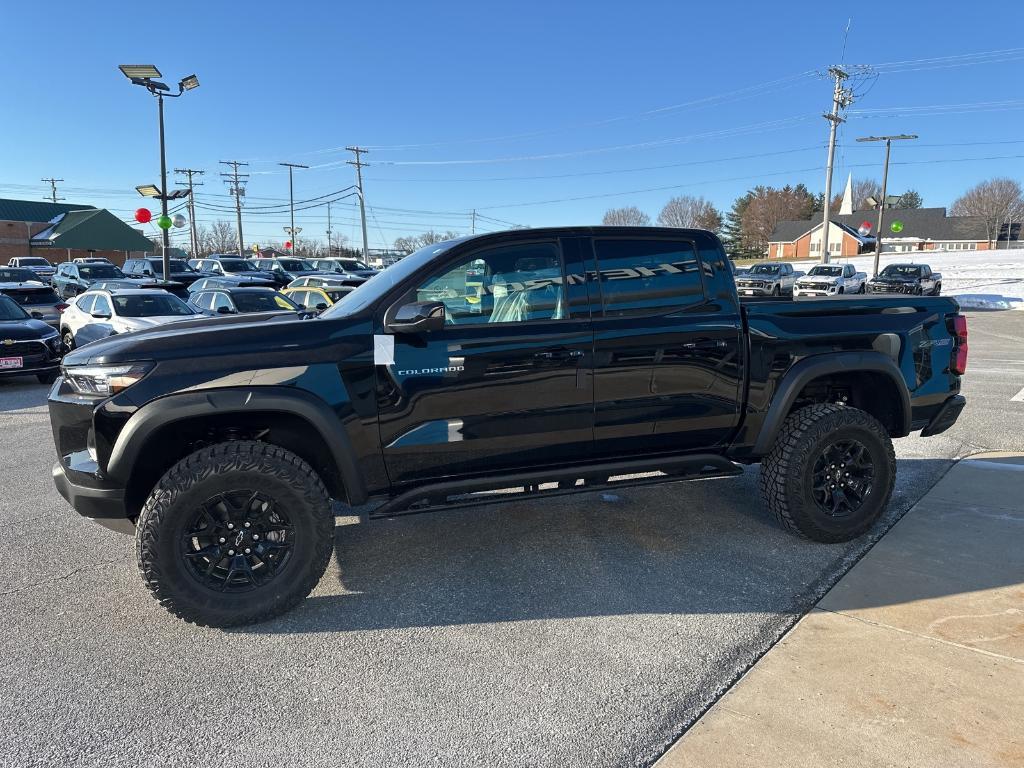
<box><xmin>369</xmin><ymin>454</ymin><xmax>743</xmax><ymax>519</ymax></box>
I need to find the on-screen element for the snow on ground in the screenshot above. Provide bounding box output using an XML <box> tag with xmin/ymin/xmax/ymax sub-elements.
<box><xmin>836</xmin><ymin>249</ymin><xmax>1024</xmax><ymax>310</ymax></box>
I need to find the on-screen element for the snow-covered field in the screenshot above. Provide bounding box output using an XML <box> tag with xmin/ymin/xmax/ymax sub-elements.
<box><xmin>836</xmin><ymin>249</ymin><xmax>1024</xmax><ymax>311</ymax></box>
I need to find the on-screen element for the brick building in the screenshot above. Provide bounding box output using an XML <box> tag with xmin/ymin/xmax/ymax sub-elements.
<box><xmin>767</xmin><ymin>207</ymin><xmax>1020</xmax><ymax>259</ymax></box>
<box><xmin>0</xmin><ymin>198</ymin><xmax>154</xmax><ymax>266</ymax></box>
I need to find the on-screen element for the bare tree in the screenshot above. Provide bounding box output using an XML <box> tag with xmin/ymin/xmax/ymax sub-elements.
<box><xmin>657</xmin><ymin>195</ymin><xmax>722</xmax><ymax>231</ymax></box>
<box><xmin>393</xmin><ymin>230</ymin><xmax>463</xmax><ymax>253</ymax></box>
<box><xmin>740</xmin><ymin>184</ymin><xmax>816</xmax><ymax>254</ymax></box>
<box><xmin>197</xmin><ymin>220</ymin><xmax>239</xmax><ymax>256</ymax></box>
<box><xmin>602</xmin><ymin>206</ymin><xmax>651</xmax><ymax>226</ymax></box>
<box><xmin>951</xmin><ymin>178</ymin><xmax>1024</xmax><ymax>246</ymax></box>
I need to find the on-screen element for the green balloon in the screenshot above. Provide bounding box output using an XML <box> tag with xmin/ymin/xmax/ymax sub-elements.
<box><xmin>157</xmin><ymin>214</ymin><xmax>172</xmax><ymax>230</ymax></box>
<box><xmin>890</xmin><ymin>220</ymin><xmax>904</xmax><ymax>233</ymax></box>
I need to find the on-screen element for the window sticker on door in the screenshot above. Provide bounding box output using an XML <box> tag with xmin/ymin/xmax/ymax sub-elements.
<box><xmin>373</xmin><ymin>334</ymin><xmax>394</xmax><ymax>365</ymax></box>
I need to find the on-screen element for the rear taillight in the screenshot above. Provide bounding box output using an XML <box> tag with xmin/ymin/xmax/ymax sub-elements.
<box><xmin>950</xmin><ymin>314</ymin><xmax>968</xmax><ymax>375</ymax></box>
<box><xmin>55</xmin><ymin>303</ymin><xmax>69</xmax><ymax>313</ymax></box>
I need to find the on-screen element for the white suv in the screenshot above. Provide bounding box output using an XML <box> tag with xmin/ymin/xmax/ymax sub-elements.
<box><xmin>793</xmin><ymin>263</ymin><xmax>867</xmax><ymax>297</ymax></box>
<box><xmin>60</xmin><ymin>288</ymin><xmax>197</xmax><ymax>349</ymax></box>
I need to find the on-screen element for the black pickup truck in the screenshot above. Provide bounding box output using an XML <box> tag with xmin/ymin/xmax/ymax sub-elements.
<box><xmin>48</xmin><ymin>227</ymin><xmax>968</xmax><ymax>627</ymax></box>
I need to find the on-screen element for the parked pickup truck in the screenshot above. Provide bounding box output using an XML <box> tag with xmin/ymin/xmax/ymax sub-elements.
<box><xmin>735</xmin><ymin>262</ymin><xmax>799</xmax><ymax>296</ymax></box>
<box><xmin>866</xmin><ymin>263</ymin><xmax>942</xmax><ymax>295</ymax></box>
<box><xmin>793</xmin><ymin>263</ymin><xmax>867</xmax><ymax>297</ymax></box>
<box><xmin>48</xmin><ymin>227</ymin><xmax>968</xmax><ymax>627</ymax></box>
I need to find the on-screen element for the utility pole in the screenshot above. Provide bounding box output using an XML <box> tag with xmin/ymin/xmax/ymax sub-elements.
<box><xmin>471</xmin><ymin>209</ymin><xmax>476</xmax><ymax>234</ymax></box>
<box><xmin>820</xmin><ymin>66</ymin><xmax>852</xmax><ymax>264</ymax></box>
<box><xmin>174</xmin><ymin>168</ymin><xmax>204</xmax><ymax>257</ymax></box>
<box><xmin>326</xmin><ymin>201</ymin><xmax>333</xmax><ymax>256</ymax></box>
<box><xmin>220</xmin><ymin>160</ymin><xmax>249</xmax><ymax>257</ymax></box>
<box><xmin>279</xmin><ymin>162</ymin><xmax>309</xmax><ymax>253</ymax></box>
<box><xmin>856</xmin><ymin>134</ymin><xmax>918</xmax><ymax>276</ymax></box>
<box><xmin>41</xmin><ymin>178</ymin><xmax>64</xmax><ymax>203</ymax></box>
<box><xmin>346</xmin><ymin>146</ymin><xmax>370</xmax><ymax>261</ymax></box>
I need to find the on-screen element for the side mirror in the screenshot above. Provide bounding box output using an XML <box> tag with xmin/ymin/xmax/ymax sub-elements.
<box><xmin>216</xmin><ymin>306</ymin><xmax>234</xmax><ymax>315</ymax></box>
<box><xmin>91</xmin><ymin>312</ymin><xmax>111</xmax><ymax>320</ymax></box>
<box><xmin>315</xmin><ymin>302</ymin><xmax>329</xmax><ymax>311</ymax></box>
<box><xmin>30</xmin><ymin>311</ymin><xmax>44</xmax><ymax>319</ymax></box>
<box><xmin>386</xmin><ymin>300</ymin><xmax>446</xmax><ymax>334</ymax></box>
<box><xmin>143</xmin><ymin>269</ymin><xmax>153</xmax><ymax>277</ymax></box>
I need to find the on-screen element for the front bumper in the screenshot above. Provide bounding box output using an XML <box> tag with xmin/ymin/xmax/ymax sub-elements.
<box><xmin>793</xmin><ymin>286</ymin><xmax>839</xmax><ymax>297</ymax></box>
<box><xmin>920</xmin><ymin>394</ymin><xmax>966</xmax><ymax>437</ymax></box>
<box><xmin>52</xmin><ymin>459</ymin><xmax>133</xmax><ymax>534</ymax></box>
<box><xmin>867</xmin><ymin>282</ymin><xmax>918</xmax><ymax>294</ymax></box>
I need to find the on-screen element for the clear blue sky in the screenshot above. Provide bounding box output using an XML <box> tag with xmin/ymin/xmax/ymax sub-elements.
<box><xmin>3</xmin><ymin>0</ymin><xmax>1024</xmax><ymax>250</ymax></box>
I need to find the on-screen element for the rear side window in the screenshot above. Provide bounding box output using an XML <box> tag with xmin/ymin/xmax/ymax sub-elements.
<box><xmin>592</xmin><ymin>239</ymin><xmax>705</xmax><ymax>317</ymax></box>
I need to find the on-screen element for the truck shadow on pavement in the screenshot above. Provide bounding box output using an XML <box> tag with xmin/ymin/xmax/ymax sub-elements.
<box><xmin>236</xmin><ymin>457</ymin><xmax>975</xmax><ymax>635</ymax></box>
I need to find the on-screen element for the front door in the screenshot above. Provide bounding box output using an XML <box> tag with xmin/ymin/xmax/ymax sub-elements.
<box><xmin>376</xmin><ymin>238</ymin><xmax>594</xmax><ymax>488</ymax></box>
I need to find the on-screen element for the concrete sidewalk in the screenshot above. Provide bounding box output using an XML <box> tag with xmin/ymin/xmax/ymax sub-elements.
<box><xmin>657</xmin><ymin>452</ymin><xmax>1024</xmax><ymax>768</ymax></box>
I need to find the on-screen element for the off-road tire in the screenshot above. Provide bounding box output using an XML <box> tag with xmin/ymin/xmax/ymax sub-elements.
<box><xmin>933</xmin><ymin>282</ymin><xmax>942</xmax><ymax>296</ymax></box>
<box><xmin>857</xmin><ymin>283</ymin><xmax>866</xmax><ymax>294</ymax></box>
<box><xmin>838</xmin><ymin>286</ymin><xmax>845</xmax><ymax>294</ymax></box>
<box><xmin>772</xmin><ymin>284</ymin><xmax>781</xmax><ymax>297</ymax></box>
<box><xmin>759</xmin><ymin>404</ymin><xmax>896</xmax><ymax>542</ymax></box>
<box><xmin>136</xmin><ymin>440</ymin><xmax>335</xmax><ymax>627</ymax></box>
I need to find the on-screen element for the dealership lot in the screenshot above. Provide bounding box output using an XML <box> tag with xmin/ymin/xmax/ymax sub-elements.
<box><xmin>1</xmin><ymin>310</ymin><xmax>1021</xmax><ymax>768</ymax></box>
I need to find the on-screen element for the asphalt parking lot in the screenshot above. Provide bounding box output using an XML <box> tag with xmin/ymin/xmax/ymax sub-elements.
<box><xmin>1</xmin><ymin>310</ymin><xmax>1021</xmax><ymax>768</ymax></box>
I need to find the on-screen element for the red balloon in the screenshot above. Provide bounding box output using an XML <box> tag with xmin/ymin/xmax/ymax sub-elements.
<box><xmin>285</xmin><ymin>241</ymin><xmax>292</xmax><ymax>249</ymax></box>
<box><xmin>135</xmin><ymin>208</ymin><xmax>152</xmax><ymax>224</ymax></box>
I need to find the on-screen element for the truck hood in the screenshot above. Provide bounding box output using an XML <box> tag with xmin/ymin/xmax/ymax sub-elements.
<box><xmin>0</xmin><ymin>317</ymin><xmax>55</xmax><ymax>340</ymax></box>
<box><xmin>63</xmin><ymin>311</ymin><xmax>335</xmax><ymax>366</ymax></box>
<box><xmin>797</xmin><ymin>275</ymin><xmax>841</xmax><ymax>284</ymax></box>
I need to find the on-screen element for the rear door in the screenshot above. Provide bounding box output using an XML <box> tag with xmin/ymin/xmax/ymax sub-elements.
<box><xmin>587</xmin><ymin>235</ymin><xmax>744</xmax><ymax>457</ymax></box>
<box><xmin>376</xmin><ymin>237</ymin><xmax>594</xmax><ymax>487</ymax></box>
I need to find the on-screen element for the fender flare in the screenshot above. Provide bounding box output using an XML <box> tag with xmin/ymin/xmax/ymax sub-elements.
<box><xmin>752</xmin><ymin>351</ymin><xmax>911</xmax><ymax>456</ymax></box>
<box><xmin>105</xmin><ymin>386</ymin><xmax>367</xmax><ymax>504</ymax></box>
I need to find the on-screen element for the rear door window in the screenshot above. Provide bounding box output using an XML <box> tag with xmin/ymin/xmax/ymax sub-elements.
<box><xmin>592</xmin><ymin>239</ymin><xmax>705</xmax><ymax>317</ymax></box>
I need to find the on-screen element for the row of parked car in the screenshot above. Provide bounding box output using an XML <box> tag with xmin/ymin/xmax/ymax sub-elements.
<box><xmin>0</xmin><ymin>254</ymin><xmax>380</xmax><ymax>377</ymax></box>
<box><xmin>732</xmin><ymin>261</ymin><xmax>941</xmax><ymax>298</ymax></box>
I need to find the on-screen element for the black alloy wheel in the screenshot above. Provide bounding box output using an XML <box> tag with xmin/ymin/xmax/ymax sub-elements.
<box><xmin>810</xmin><ymin>439</ymin><xmax>874</xmax><ymax>518</ymax></box>
<box><xmin>181</xmin><ymin>491</ymin><xmax>295</xmax><ymax>592</ymax></box>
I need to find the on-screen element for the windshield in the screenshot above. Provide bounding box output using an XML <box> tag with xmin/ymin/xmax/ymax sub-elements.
<box><xmin>339</xmin><ymin>259</ymin><xmax>369</xmax><ymax>270</ymax></box>
<box><xmin>322</xmin><ymin>238</ymin><xmax>467</xmax><ymax>318</ymax></box>
<box><xmin>0</xmin><ymin>267</ymin><xmax>42</xmax><ymax>283</ymax></box>
<box><xmin>19</xmin><ymin>258</ymin><xmax>51</xmax><ymax>267</ymax></box>
<box><xmin>79</xmin><ymin>264</ymin><xmax>124</xmax><ymax>280</ymax></box>
<box><xmin>808</xmin><ymin>266</ymin><xmax>842</xmax><ymax>276</ymax></box>
<box><xmin>218</xmin><ymin>260</ymin><xmax>258</xmax><ymax>272</ymax></box>
<box><xmin>880</xmin><ymin>265</ymin><xmax>921</xmax><ymax>277</ymax></box>
<box><xmin>279</xmin><ymin>259</ymin><xmax>312</xmax><ymax>271</ymax></box>
<box><xmin>112</xmin><ymin>293</ymin><xmax>196</xmax><ymax>317</ymax></box>
<box><xmin>233</xmin><ymin>292</ymin><xmax>299</xmax><ymax>313</ymax></box>
<box><xmin>150</xmin><ymin>259</ymin><xmax>196</xmax><ymax>275</ymax></box>
<box><xmin>750</xmin><ymin>264</ymin><xmax>781</xmax><ymax>274</ymax></box>
<box><xmin>0</xmin><ymin>295</ymin><xmax>30</xmax><ymax>320</ymax></box>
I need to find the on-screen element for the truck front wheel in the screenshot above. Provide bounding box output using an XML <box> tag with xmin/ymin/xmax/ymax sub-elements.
<box><xmin>759</xmin><ymin>404</ymin><xmax>896</xmax><ymax>542</ymax></box>
<box><xmin>135</xmin><ymin>440</ymin><xmax>335</xmax><ymax>627</ymax></box>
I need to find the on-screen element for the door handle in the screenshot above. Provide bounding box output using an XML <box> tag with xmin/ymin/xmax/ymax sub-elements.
<box><xmin>683</xmin><ymin>339</ymin><xmax>727</xmax><ymax>350</ymax></box>
<box><xmin>534</xmin><ymin>348</ymin><xmax>584</xmax><ymax>360</ymax></box>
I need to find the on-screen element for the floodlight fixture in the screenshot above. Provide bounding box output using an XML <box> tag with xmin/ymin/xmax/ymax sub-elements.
<box><xmin>135</xmin><ymin>184</ymin><xmax>162</xmax><ymax>198</ymax></box>
<box><xmin>119</xmin><ymin>64</ymin><xmax>162</xmax><ymax>80</ymax></box>
<box><xmin>179</xmin><ymin>74</ymin><xmax>200</xmax><ymax>91</ymax></box>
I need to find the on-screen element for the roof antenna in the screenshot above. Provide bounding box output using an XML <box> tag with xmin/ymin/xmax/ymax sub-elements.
<box><xmin>840</xmin><ymin>18</ymin><xmax>852</xmax><ymax>63</ymax></box>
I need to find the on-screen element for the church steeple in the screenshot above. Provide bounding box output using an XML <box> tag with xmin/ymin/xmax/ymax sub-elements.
<box><xmin>839</xmin><ymin>173</ymin><xmax>854</xmax><ymax>214</ymax></box>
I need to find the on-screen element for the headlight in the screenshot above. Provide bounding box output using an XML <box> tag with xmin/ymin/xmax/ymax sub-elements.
<box><xmin>62</xmin><ymin>363</ymin><xmax>152</xmax><ymax>397</ymax></box>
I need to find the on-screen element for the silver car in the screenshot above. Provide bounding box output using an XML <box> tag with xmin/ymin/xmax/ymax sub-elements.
<box><xmin>735</xmin><ymin>262</ymin><xmax>798</xmax><ymax>297</ymax></box>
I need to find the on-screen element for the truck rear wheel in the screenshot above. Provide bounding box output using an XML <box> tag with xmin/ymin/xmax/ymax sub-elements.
<box><xmin>135</xmin><ymin>440</ymin><xmax>335</xmax><ymax>627</ymax></box>
<box><xmin>759</xmin><ymin>404</ymin><xmax>896</xmax><ymax>542</ymax></box>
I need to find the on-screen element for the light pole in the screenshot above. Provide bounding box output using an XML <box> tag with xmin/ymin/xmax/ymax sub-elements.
<box><xmin>119</xmin><ymin>65</ymin><xmax>199</xmax><ymax>281</ymax></box>
<box><xmin>279</xmin><ymin>162</ymin><xmax>308</xmax><ymax>253</ymax></box>
<box><xmin>856</xmin><ymin>134</ymin><xmax>917</xmax><ymax>277</ymax></box>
